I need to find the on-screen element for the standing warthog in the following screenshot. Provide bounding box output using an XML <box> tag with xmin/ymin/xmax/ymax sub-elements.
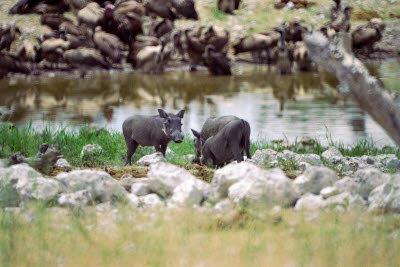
<box><xmin>122</xmin><ymin>109</ymin><xmax>185</xmax><ymax>166</ymax></box>
<box><xmin>198</xmin><ymin>119</ymin><xmax>251</xmax><ymax>167</ymax></box>
<box><xmin>191</xmin><ymin>115</ymin><xmax>239</xmax><ymax>163</ymax></box>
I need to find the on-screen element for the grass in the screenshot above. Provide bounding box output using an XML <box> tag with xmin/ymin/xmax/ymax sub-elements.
<box><xmin>0</xmin><ymin>123</ymin><xmax>398</xmax><ymax>175</ymax></box>
<box><xmin>0</xmin><ymin>203</ymin><xmax>400</xmax><ymax>266</ymax></box>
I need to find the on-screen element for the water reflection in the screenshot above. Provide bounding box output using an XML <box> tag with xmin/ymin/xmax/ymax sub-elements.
<box><xmin>0</xmin><ymin>61</ymin><xmax>399</xmax><ymax>146</ymax></box>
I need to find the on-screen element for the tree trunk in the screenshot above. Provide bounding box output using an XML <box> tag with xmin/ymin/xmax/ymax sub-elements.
<box><xmin>304</xmin><ymin>31</ymin><xmax>400</xmax><ymax>146</ymax></box>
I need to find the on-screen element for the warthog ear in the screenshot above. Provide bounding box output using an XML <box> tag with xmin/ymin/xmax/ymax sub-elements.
<box><xmin>176</xmin><ymin>109</ymin><xmax>185</xmax><ymax>118</ymax></box>
<box><xmin>191</xmin><ymin>129</ymin><xmax>200</xmax><ymax>138</ymax></box>
<box><xmin>158</xmin><ymin>109</ymin><xmax>169</xmax><ymax>119</ymax></box>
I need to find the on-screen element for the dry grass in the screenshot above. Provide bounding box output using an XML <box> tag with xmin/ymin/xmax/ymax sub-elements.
<box><xmin>1</xmin><ymin>205</ymin><xmax>400</xmax><ymax>266</ymax></box>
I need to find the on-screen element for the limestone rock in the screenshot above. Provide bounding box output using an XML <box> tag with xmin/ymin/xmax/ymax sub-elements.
<box><xmin>321</xmin><ymin>147</ymin><xmax>343</xmax><ymax>163</ymax></box>
<box><xmin>252</xmin><ymin>149</ymin><xmax>278</xmax><ymax>166</ymax></box>
<box><xmin>225</xmin><ymin>163</ymin><xmax>299</xmax><ymax>207</ymax></box>
<box><xmin>139</xmin><ymin>193</ymin><xmax>163</xmax><ymax>208</ymax></box>
<box><xmin>171</xmin><ymin>179</ymin><xmax>207</xmax><ymax>206</ymax></box>
<box><xmin>320</xmin><ymin>186</ymin><xmax>339</xmax><ymax>199</ymax></box>
<box><xmin>54</xmin><ymin>158</ymin><xmax>72</xmax><ymax>172</ymax></box>
<box><xmin>57</xmin><ymin>190</ymin><xmax>93</xmax><ymax>207</ymax></box>
<box><xmin>0</xmin><ymin>164</ymin><xmax>60</xmax><ymax>206</ymax></box>
<box><xmin>80</xmin><ymin>144</ymin><xmax>104</xmax><ymax>159</ymax></box>
<box><xmin>137</xmin><ymin>152</ymin><xmax>167</xmax><ymax>166</ymax></box>
<box><xmin>353</xmin><ymin>168</ymin><xmax>390</xmax><ymax>199</ymax></box>
<box><xmin>294</xmin><ymin>167</ymin><xmax>338</xmax><ymax>195</ymax></box>
<box><xmin>214</xmin><ymin>199</ymin><xmax>232</xmax><ymax>213</ymax></box>
<box><xmin>294</xmin><ymin>193</ymin><xmax>324</xmax><ymax>212</ymax></box>
<box><xmin>55</xmin><ymin>170</ymin><xmax>127</xmax><ymax>203</ymax></box>
<box><xmin>368</xmin><ymin>181</ymin><xmax>400</xmax><ymax>213</ymax></box>
<box><xmin>147</xmin><ymin>162</ymin><xmax>197</xmax><ymax>197</ymax></box>
<box><xmin>131</xmin><ymin>182</ymin><xmax>151</xmax><ymax>197</ymax></box>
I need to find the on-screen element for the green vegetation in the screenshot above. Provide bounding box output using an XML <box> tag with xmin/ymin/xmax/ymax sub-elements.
<box><xmin>0</xmin><ymin>203</ymin><xmax>400</xmax><ymax>266</ymax></box>
<box><xmin>0</xmin><ymin>123</ymin><xmax>398</xmax><ymax>169</ymax></box>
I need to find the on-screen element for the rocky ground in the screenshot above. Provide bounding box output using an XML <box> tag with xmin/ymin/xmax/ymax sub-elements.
<box><xmin>2</xmin><ymin>143</ymin><xmax>400</xmax><ymax>217</ymax></box>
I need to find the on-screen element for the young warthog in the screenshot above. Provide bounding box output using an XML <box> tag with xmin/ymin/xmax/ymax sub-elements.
<box><xmin>199</xmin><ymin>119</ymin><xmax>251</xmax><ymax>167</ymax></box>
<box><xmin>122</xmin><ymin>109</ymin><xmax>185</xmax><ymax>165</ymax></box>
<box><xmin>191</xmin><ymin>115</ymin><xmax>239</xmax><ymax>163</ymax></box>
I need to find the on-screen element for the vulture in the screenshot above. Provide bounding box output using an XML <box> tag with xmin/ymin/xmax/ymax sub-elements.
<box><xmin>40</xmin><ymin>14</ymin><xmax>73</xmax><ymax>30</ymax></box>
<box><xmin>352</xmin><ymin>19</ymin><xmax>386</xmax><ymax>54</ymax></box>
<box><xmin>99</xmin><ymin>4</ymin><xmax>143</xmax><ymax>47</ymax></box>
<box><xmin>275</xmin><ymin>28</ymin><xmax>293</xmax><ymax>75</ymax></box>
<box><xmin>203</xmin><ymin>45</ymin><xmax>231</xmax><ymax>76</ymax></box>
<box><xmin>0</xmin><ymin>24</ymin><xmax>21</xmax><ymax>51</ymax></box>
<box><xmin>94</xmin><ymin>31</ymin><xmax>122</xmax><ymax>63</ymax></box>
<box><xmin>144</xmin><ymin>0</ymin><xmax>176</xmax><ymax>20</ymax></box>
<box><xmin>293</xmin><ymin>41</ymin><xmax>313</xmax><ymax>71</ymax></box>
<box><xmin>64</xmin><ymin>48</ymin><xmax>111</xmax><ymax>69</ymax></box>
<box><xmin>17</xmin><ymin>40</ymin><xmax>38</xmax><ymax>62</ymax></box>
<box><xmin>282</xmin><ymin>21</ymin><xmax>307</xmax><ymax>42</ymax></box>
<box><xmin>184</xmin><ymin>28</ymin><xmax>206</xmax><ymax>70</ymax></box>
<box><xmin>128</xmin><ymin>33</ymin><xmax>179</xmax><ymax>73</ymax></box>
<box><xmin>114</xmin><ymin>0</ymin><xmax>146</xmax><ymax>16</ymax></box>
<box><xmin>0</xmin><ymin>51</ymin><xmax>31</xmax><ymax>74</ymax></box>
<box><xmin>331</xmin><ymin>0</ymin><xmax>342</xmax><ymax>20</ymax></box>
<box><xmin>169</xmin><ymin>0</ymin><xmax>198</xmax><ymax>20</ymax></box>
<box><xmin>77</xmin><ymin>2</ymin><xmax>104</xmax><ymax>29</ymax></box>
<box><xmin>329</xmin><ymin>6</ymin><xmax>353</xmax><ymax>33</ymax></box>
<box><xmin>233</xmin><ymin>31</ymin><xmax>279</xmax><ymax>63</ymax></box>
<box><xmin>36</xmin><ymin>38</ymin><xmax>70</xmax><ymax>64</ymax></box>
<box><xmin>148</xmin><ymin>19</ymin><xmax>174</xmax><ymax>38</ymax></box>
<box><xmin>203</xmin><ymin>26</ymin><xmax>229</xmax><ymax>55</ymax></box>
<box><xmin>64</xmin><ymin>0</ymin><xmax>88</xmax><ymax>14</ymax></box>
<box><xmin>9</xmin><ymin>0</ymin><xmax>68</xmax><ymax>14</ymax></box>
<box><xmin>217</xmin><ymin>0</ymin><xmax>235</xmax><ymax>14</ymax></box>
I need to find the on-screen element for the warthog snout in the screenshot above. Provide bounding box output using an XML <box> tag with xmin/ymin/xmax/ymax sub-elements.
<box><xmin>171</xmin><ymin>130</ymin><xmax>184</xmax><ymax>143</ymax></box>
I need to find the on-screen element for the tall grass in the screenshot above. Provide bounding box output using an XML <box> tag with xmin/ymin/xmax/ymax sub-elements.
<box><xmin>0</xmin><ymin>204</ymin><xmax>400</xmax><ymax>266</ymax></box>
<box><xmin>0</xmin><ymin>124</ymin><xmax>398</xmax><ymax>169</ymax></box>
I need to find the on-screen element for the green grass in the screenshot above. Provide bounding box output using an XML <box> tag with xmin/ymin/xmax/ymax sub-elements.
<box><xmin>0</xmin><ymin>123</ymin><xmax>398</xmax><ymax>169</ymax></box>
<box><xmin>0</xmin><ymin>203</ymin><xmax>400</xmax><ymax>266</ymax></box>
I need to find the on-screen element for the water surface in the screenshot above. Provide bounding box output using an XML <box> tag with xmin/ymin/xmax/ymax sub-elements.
<box><xmin>1</xmin><ymin>61</ymin><xmax>399</xmax><ymax>146</ymax></box>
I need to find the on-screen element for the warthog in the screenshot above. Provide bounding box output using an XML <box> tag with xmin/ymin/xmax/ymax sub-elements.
<box><xmin>122</xmin><ymin>109</ymin><xmax>185</xmax><ymax>165</ymax></box>
<box><xmin>196</xmin><ymin>119</ymin><xmax>251</xmax><ymax>167</ymax></box>
<box><xmin>191</xmin><ymin>115</ymin><xmax>239</xmax><ymax>163</ymax></box>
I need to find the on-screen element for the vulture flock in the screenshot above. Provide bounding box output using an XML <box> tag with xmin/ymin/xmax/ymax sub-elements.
<box><xmin>0</xmin><ymin>0</ymin><xmax>389</xmax><ymax>77</ymax></box>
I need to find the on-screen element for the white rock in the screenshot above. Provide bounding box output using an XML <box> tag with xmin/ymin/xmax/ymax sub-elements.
<box><xmin>137</xmin><ymin>152</ymin><xmax>167</xmax><ymax>166</ymax></box>
<box><xmin>353</xmin><ymin>168</ymin><xmax>390</xmax><ymax>199</ymax></box>
<box><xmin>294</xmin><ymin>167</ymin><xmax>338</xmax><ymax>195</ymax></box>
<box><xmin>127</xmin><ymin>194</ymin><xmax>139</xmax><ymax>207</ymax></box>
<box><xmin>80</xmin><ymin>144</ymin><xmax>104</xmax><ymax>158</ymax></box>
<box><xmin>0</xmin><ymin>164</ymin><xmax>60</xmax><ymax>206</ymax></box>
<box><xmin>139</xmin><ymin>193</ymin><xmax>163</xmax><ymax>208</ymax></box>
<box><xmin>321</xmin><ymin>147</ymin><xmax>343</xmax><ymax>163</ymax></box>
<box><xmin>226</xmin><ymin>164</ymin><xmax>299</xmax><ymax>207</ymax></box>
<box><xmin>320</xmin><ymin>186</ymin><xmax>339</xmax><ymax>199</ymax></box>
<box><xmin>348</xmin><ymin>194</ymin><xmax>367</xmax><ymax>211</ymax></box>
<box><xmin>322</xmin><ymin>192</ymin><xmax>351</xmax><ymax>210</ymax></box>
<box><xmin>147</xmin><ymin>162</ymin><xmax>197</xmax><ymax>197</ymax></box>
<box><xmin>294</xmin><ymin>193</ymin><xmax>324</xmax><ymax>212</ymax></box>
<box><xmin>252</xmin><ymin>149</ymin><xmax>278</xmax><ymax>166</ymax></box>
<box><xmin>333</xmin><ymin>177</ymin><xmax>358</xmax><ymax>194</ymax></box>
<box><xmin>181</xmin><ymin>154</ymin><xmax>196</xmax><ymax>162</ymax></box>
<box><xmin>299</xmin><ymin>161</ymin><xmax>312</xmax><ymax>171</ymax></box>
<box><xmin>119</xmin><ymin>175</ymin><xmax>136</xmax><ymax>192</ymax></box>
<box><xmin>378</xmin><ymin>154</ymin><xmax>400</xmax><ymax>169</ymax></box>
<box><xmin>57</xmin><ymin>190</ymin><xmax>93</xmax><ymax>207</ymax></box>
<box><xmin>214</xmin><ymin>199</ymin><xmax>232</xmax><ymax>213</ymax></box>
<box><xmin>54</xmin><ymin>158</ymin><xmax>72</xmax><ymax>171</ymax></box>
<box><xmin>298</xmin><ymin>154</ymin><xmax>323</xmax><ymax>166</ymax></box>
<box><xmin>368</xmin><ymin>182</ymin><xmax>400</xmax><ymax>213</ymax></box>
<box><xmin>0</xmin><ymin>158</ymin><xmax>7</xmax><ymax>168</ymax></box>
<box><xmin>131</xmin><ymin>182</ymin><xmax>151</xmax><ymax>197</ymax></box>
<box><xmin>171</xmin><ymin>179</ymin><xmax>208</xmax><ymax>206</ymax></box>
<box><xmin>56</xmin><ymin>170</ymin><xmax>127</xmax><ymax>203</ymax></box>
<box><xmin>150</xmin><ymin>147</ymin><xmax>175</xmax><ymax>158</ymax></box>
